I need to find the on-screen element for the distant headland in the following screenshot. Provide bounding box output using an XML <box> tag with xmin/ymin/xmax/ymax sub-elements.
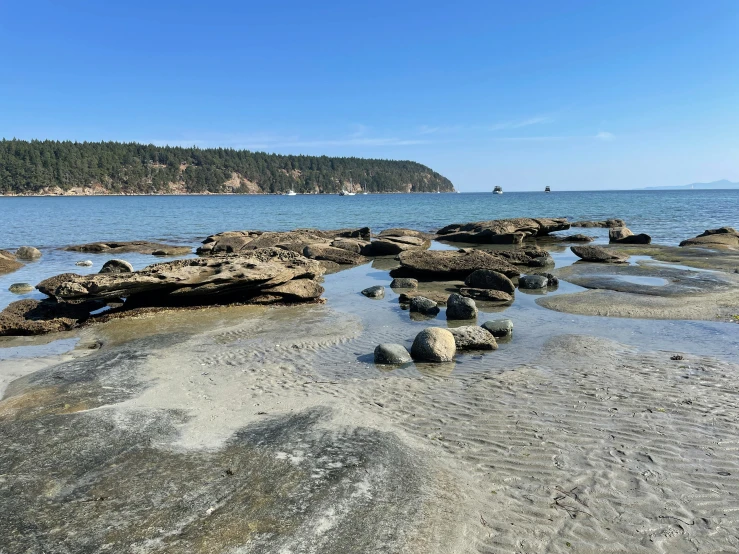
<box><xmin>642</xmin><ymin>179</ymin><xmax>739</xmax><ymax>190</ymax></box>
<box><xmin>0</xmin><ymin>139</ymin><xmax>455</xmax><ymax>196</ymax></box>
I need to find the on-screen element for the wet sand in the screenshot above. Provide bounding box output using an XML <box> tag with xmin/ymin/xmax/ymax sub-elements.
<box><xmin>2</xmin><ymin>244</ymin><xmax>739</xmax><ymax>552</ymax></box>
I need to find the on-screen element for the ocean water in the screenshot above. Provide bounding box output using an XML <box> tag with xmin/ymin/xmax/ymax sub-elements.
<box><xmin>1</xmin><ymin>189</ymin><xmax>738</xmax><ymax>312</ymax></box>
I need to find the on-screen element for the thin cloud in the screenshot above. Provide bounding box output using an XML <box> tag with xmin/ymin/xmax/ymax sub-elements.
<box><xmin>596</xmin><ymin>131</ymin><xmax>615</xmax><ymax>141</ymax></box>
<box><xmin>487</xmin><ymin>116</ymin><xmax>552</xmax><ymax>131</ymax></box>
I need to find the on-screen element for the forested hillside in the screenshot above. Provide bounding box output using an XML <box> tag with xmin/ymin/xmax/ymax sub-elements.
<box><xmin>0</xmin><ymin>140</ymin><xmax>454</xmax><ymax>195</ymax></box>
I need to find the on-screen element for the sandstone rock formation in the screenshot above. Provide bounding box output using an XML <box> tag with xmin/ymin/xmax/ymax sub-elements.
<box><xmin>571</xmin><ymin>219</ymin><xmax>626</xmax><ymax>228</ymax></box>
<box><xmin>0</xmin><ymin>250</ymin><xmax>22</xmax><ymax>276</ymax></box>
<box><xmin>609</xmin><ymin>227</ymin><xmax>652</xmax><ymax>244</ymax></box>
<box><xmin>390</xmin><ymin>250</ymin><xmax>521</xmax><ymax>280</ymax></box>
<box><xmin>44</xmin><ymin>248</ymin><xmax>325</xmax><ymax>308</ymax></box>
<box><xmin>436</xmin><ymin>218</ymin><xmax>570</xmax><ymax>244</ymax></box>
<box><xmin>679</xmin><ymin>227</ymin><xmax>739</xmax><ymax>250</ymax></box>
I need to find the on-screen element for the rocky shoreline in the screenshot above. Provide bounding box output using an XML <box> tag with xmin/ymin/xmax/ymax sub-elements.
<box><xmin>2</xmin><ymin>218</ymin><xmax>739</xmax><ymax>552</ymax></box>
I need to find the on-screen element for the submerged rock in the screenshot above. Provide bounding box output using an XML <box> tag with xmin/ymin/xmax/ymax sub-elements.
<box><xmin>446</xmin><ymin>293</ymin><xmax>477</xmax><ymax>320</ymax></box>
<box><xmin>561</xmin><ymin>234</ymin><xmax>595</xmax><ymax>242</ymax></box>
<box><xmin>571</xmin><ymin>219</ymin><xmax>626</xmax><ymax>228</ymax></box>
<box><xmin>436</xmin><ymin>218</ymin><xmax>570</xmax><ymax>244</ymax></box>
<box><xmin>0</xmin><ymin>250</ymin><xmax>23</xmax><ymax>276</ymax></box>
<box><xmin>15</xmin><ymin>246</ymin><xmax>42</xmax><ymax>260</ymax></box>
<box><xmin>464</xmin><ymin>269</ymin><xmax>515</xmax><ymax>293</ymax></box>
<box><xmin>374</xmin><ymin>343</ymin><xmax>412</xmax><ymax>364</ymax></box>
<box><xmin>390</xmin><ymin>277</ymin><xmax>418</xmax><ymax>289</ymax></box>
<box><xmin>9</xmin><ymin>283</ymin><xmax>34</xmax><ymax>294</ymax></box>
<box><xmin>680</xmin><ymin>227</ymin><xmax>739</xmax><ymax>249</ymax></box>
<box><xmin>449</xmin><ymin>325</ymin><xmax>498</xmax><ymax>351</ymax></box>
<box><xmin>481</xmin><ymin>319</ymin><xmax>513</xmax><ymax>338</ymax></box>
<box><xmin>100</xmin><ymin>259</ymin><xmax>134</xmax><ymax>274</ymax></box>
<box><xmin>65</xmin><ymin>241</ymin><xmax>191</xmax><ymax>256</ymax></box>
<box><xmin>411</xmin><ymin>327</ymin><xmax>456</xmax><ymax>362</ymax></box>
<box><xmin>41</xmin><ymin>248</ymin><xmax>325</xmax><ymax>309</ymax></box>
<box><xmin>75</xmin><ymin>260</ymin><xmax>93</xmax><ymax>267</ymax></box>
<box><xmin>458</xmin><ymin>288</ymin><xmax>514</xmax><ymax>302</ymax></box>
<box><xmin>571</xmin><ymin>245</ymin><xmax>629</xmax><ymax>264</ymax></box>
<box><xmin>409</xmin><ymin>296</ymin><xmax>440</xmax><ymax>316</ymax></box>
<box><xmin>519</xmin><ymin>275</ymin><xmax>548</xmax><ymax>289</ymax></box>
<box><xmin>609</xmin><ymin>227</ymin><xmax>652</xmax><ymax>244</ymax></box>
<box><xmin>390</xmin><ymin>249</ymin><xmax>520</xmax><ymax>280</ymax></box>
<box><xmin>361</xmin><ymin>285</ymin><xmax>385</xmax><ymax>298</ymax></box>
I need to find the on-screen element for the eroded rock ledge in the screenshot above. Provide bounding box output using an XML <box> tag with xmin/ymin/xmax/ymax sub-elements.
<box><xmin>436</xmin><ymin>218</ymin><xmax>570</xmax><ymax>244</ymax></box>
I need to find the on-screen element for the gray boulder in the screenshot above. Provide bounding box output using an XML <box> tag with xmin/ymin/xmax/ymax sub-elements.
<box><xmin>100</xmin><ymin>259</ymin><xmax>134</xmax><ymax>274</ymax></box>
<box><xmin>449</xmin><ymin>326</ymin><xmax>498</xmax><ymax>351</ymax></box>
<box><xmin>16</xmin><ymin>246</ymin><xmax>42</xmax><ymax>260</ymax></box>
<box><xmin>535</xmin><ymin>272</ymin><xmax>559</xmax><ymax>287</ymax></box>
<box><xmin>464</xmin><ymin>269</ymin><xmax>515</xmax><ymax>293</ymax></box>
<box><xmin>446</xmin><ymin>293</ymin><xmax>477</xmax><ymax>320</ymax></box>
<box><xmin>409</xmin><ymin>296</ymin><xmax>440</xmax><ymax>316</ymax></box>
<box><xmin>411</xmin><ymin>327</ymin><xmax>456</xmax><ymax>362</ymax></box>
<box><xmin>571</xmin><ymin>245</ymin><xmax>629</xmax><ymax>263</ymax></box>
<box><xmin>361</xmin><ymin>285</ymin><xmax>385</xmax><ymax>298</ymax></box>
<box><xmin>481</xmin><ymin>319</ymin><xmax>513</xmax><ymax>338</ymax></box>
<box><xmin>374</xmin><ymin>344</ymin><xmax>412</xmax><ymax>364</ymax></box>
<box><xmin>390</xmin><ymin>277</ymin><xmax>418</xmax><ymax>289</ymax></box>
<box><xmin>9</xmin><ymin>283</ymin><xmax>34</xmax><ymax>294</ymax></box>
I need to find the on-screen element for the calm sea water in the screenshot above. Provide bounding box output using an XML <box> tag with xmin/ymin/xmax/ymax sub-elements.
<box><xmin>1</xmin><ymin>189</ymin><xmax>737</xmax><ymax>311</ymax></box>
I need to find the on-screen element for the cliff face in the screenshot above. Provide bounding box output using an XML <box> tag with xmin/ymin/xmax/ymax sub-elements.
<box><xmin>0</xmin><ymin>140</ymin><xmax>455</xmax><ymax>195</ymax></box>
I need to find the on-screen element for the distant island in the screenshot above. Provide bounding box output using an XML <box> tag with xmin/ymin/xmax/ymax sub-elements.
<box><xmin>0</xmin><ymin>139</ymin><xmax>455</xmax><ymax>196</ymax></box>
<box><xmin>643</xmin><ymin>179</ymin><xmax>739</xmax><ymax>190</ymax></box>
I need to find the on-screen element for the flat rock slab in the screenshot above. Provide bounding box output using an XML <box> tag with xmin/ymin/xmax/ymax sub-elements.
<box><xmin>65</xmin><ymin>241</ymin><xmax>192</xmax><ymax>256</ymax></box>
<box><xmin>198</xmin><ymin>228</ymin><xmax>371</xmax><ymax>255</ymax></box>
<box><xmin>436</xmin><ymin>218</ymin><xmax>570</xmax><ymax>244</ymax></box>
<box><xmin>0</xmin><ymin>298</ymin><xmax>104</xmax><ymax>335</ymax></box>
<box><xmin>45</xmin><ymin>248</ymin><xmax>325</xmax><ymax>308</ymax></box>
<box><xmin>458</xmin><ymin>288</ymin><xmax>514</xmax><ymax>302</ymax></box>
<box><xmin>571</xmin><ymin>245</ymin><xmax>629</xmax><ymax>264</ymax></box>
<box><xmin>391</xmin><ymin>250</ymin><xmax>521</xmax><ymax>280</ymax></box>
<box><xmin>571</xmin><ymin>219</ymin><xmax>626</xmax><ymax>228</ymax></box>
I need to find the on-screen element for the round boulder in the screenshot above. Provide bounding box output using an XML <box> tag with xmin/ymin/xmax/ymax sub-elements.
<box><xmin>464</xmin><ymin>269</ymin><xmax>516</xmax><ymax>294</ymax></box>
<box><xmin>411</xmin><ymin>327</ymin><xmax>456</xmax><ymax>362</ymax></box>
<box><xmin>75</xmin><ymin>260</ymin><xmax>93</xmax><ymax>267</ymax></box>
<box><xmin>99</xmin><ymin>259</ymin><xmax>134</xmax><ymax>274</ymax></box>
<box><xmin>374</xmin><ymin>343</ymin><xmax>412</xmax><ymax>364</ymax></box>
<box><xmin>446</xmin><ymin>293</ymin><xmax>477</xmax><ymax>320</ymax></box>
<box><xmin>9</xmin><ymin>283</ymin><xmax>34</xmax><ymax>294</ymax></box>
<box><xmin>16</xmin><ymin>246</ymin><xmax>42</xmax><ymax>260</ymax></box>
<box><xmin>390</xmin><ymin>277</ymin><xmax>418</xmax><ymax>289</ymax></box>
<box><xmin>361</xmin><ymin>285</ymin><xmax>385</xmax><ymax>298</ymax></box>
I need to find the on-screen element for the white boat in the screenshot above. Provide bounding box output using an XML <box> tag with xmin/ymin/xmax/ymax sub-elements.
<box><xmin>339</xmin><ymin>190</ymin><xmax>355</xmax><ymax>196</ymax></box>
<box><xmin>286</xmin><ymin>190</ymin><xmax>297</xmax><ymax>196</ymax></box>
<box><xmin>493</xmin><ymin>186</ymin><xmax>503</xmax><ymax>195</ymax></box>
<box><xmin>545</xmin><ymin>186</ymin><xmax>551</xmax><ymax>193</ymax></box>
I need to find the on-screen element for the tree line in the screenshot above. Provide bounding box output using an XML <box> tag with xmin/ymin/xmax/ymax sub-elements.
<box><xmin>0</xmin><ymin>139</ymin><xmax>455</xmax><ymax>195</ymax></box>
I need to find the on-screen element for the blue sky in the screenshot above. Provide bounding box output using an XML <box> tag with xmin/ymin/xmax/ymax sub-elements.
<box><xmin>1</xmin><ymin>1</ymin><xmax>738</xmax><ymax>191</ymax></box>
